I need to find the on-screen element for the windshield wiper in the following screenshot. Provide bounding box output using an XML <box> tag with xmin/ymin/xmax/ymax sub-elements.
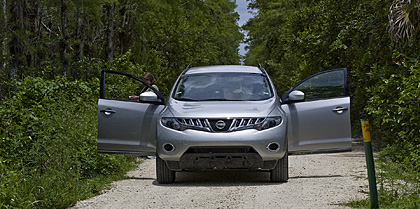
<box><xmin>177</xmin><ymin>98</ymin><xmax>199</xmax><ymax>101</ymax></box>
<box><xmin>204</xmin><ymin>99</ymin><xmax>248</xmax><ymax>101</ymax></box>
<box><xmin>202</xmin><ymin>99</ymin><xmax>231</xmax><ymax>101</ymax></box>
<box><xmin>177</xmin><ymin>98</ymin><xmax>252</xmax><ymax>102</ymax></box>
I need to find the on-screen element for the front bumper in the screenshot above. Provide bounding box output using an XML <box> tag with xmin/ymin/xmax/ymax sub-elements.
<box><xmin>156</xmin><ymin>121</ymin><xmax>287</xmax><ymax>170</ymax></box>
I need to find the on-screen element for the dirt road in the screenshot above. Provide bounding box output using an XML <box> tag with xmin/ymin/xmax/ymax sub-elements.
<box><xmin>74</xmin><ymin>146</ymin><xmax>368</xmax><ymax>208</ymax></box>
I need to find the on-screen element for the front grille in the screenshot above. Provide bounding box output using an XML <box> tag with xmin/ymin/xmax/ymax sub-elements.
<box><xmin>230</xmin><ymin>118</ymin><xmax>264</xmax><ymax>131</ymax></box>
<box><xmin>180</xmin><ymin>118</ymin><xmax>210</xmax><ymax>128</ymax></box>
<box><xmin>186</xmin><ymin>146</ymin><xmax>258</xmax><ymax>154</ymax></box>
<box><xmin>177</xmin><ymin>117</ymin><xmax>265</xmax><ymax>132</ymax></box>
<box><xmin>179</xmin><ymin>153</ymin><xmax>263</xmax><ymax>170</ymax></box>
<box><xmin>208</xmin><ymin>119</ymin><xmax>233</xmax><ymax>132</ymax></box>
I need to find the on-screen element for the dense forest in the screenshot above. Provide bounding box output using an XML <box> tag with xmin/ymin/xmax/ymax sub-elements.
<box><xmin>0</xmin><ymin>0</ymin><xmax>242</xmax><ymax>208</ymax></box>
<box><xmin>244</xmin><ymin>0</ymin><xmax>419</xmax><ymax>207</ymax></box>
<box><xmin>0</xmin><ymin>0</ymin><xmax>242</xmax><ymax>94</ymax></box>
<box><xmin>0</xmin><ymin>0</ymin><xmax>419</xmax><ymax>208</ymax></box>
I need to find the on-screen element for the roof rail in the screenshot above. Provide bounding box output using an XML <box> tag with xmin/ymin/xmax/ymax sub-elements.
<box><xmin>257</xmin><ymin>63</ymin><xmax>267</xmax><ymax>75</ymax></box>
<box><xmin>181</xmin><ymin>64</ymin><xmax>194</xmax><ymax>75</ymax></box>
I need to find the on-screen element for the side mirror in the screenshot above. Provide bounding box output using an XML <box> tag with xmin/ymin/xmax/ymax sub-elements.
<box><xmin>139</xmin><ymin>91</ymin><xmax>164</xmax><ymax>104</ymax></box>
<box><xmin>288</xmin><ymin>90</ymin><xmax>305</xmax><ymax>102</ymax></box>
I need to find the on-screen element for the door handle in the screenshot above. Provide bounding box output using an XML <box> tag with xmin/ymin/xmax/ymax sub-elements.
<box><xmin>100</xmin><ymin>109</ymin><xmax>116</xmax><ymax>115</ymax></box>
<box><xmin>332</xmin><ymin>107</ymin><xmax>348</xmax><ymax>114</ymax></box>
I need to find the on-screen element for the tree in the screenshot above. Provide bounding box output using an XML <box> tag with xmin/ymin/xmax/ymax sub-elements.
<box><xmin>128</xmin><ymin>0</ymin><xmax>242</xmax><ymax>94</ymax></box>
<box><xmin>388</xmin><ymin>0</ymin><xmax>420</xmax><ymax>44</ymax></box>
<box><xmin>0</xmin><ymin>0</ymin><xmax>242</xmax><ymax>93</ymax></box>
<box><xmin>1</xmin><ymin>0</ymin><xmax>7</xmax><ymax>81</ymax></box>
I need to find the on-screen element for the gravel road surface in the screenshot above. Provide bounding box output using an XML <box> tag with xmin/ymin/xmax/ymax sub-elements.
<box><xmin>74</xmin><ymin>144</ymin><xmax>368</xmax><ymax>208</ymax></box>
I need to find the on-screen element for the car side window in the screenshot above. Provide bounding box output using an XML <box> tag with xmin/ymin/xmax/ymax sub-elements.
<box><xmin>293</xmin><ymin>69</ymin><xmax>346</xmax><ymax>101</ymax></box>
<box><xmin>103</xmin><ymin>73</ymin><xmax>146</xmax><ymax>100</ymax></box>
<box><xmin>100</xmin><ymin>70</ymin><xmax>164</xmax><ymax>102</ymax></box>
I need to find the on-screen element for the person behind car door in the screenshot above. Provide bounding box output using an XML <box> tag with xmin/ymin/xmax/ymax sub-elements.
<box><xmin>130</xmin><ymin>72</ymin><xmax>159</xmax><ymax>100</ymax></box>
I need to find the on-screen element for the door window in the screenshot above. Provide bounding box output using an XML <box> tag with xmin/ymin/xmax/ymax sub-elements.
<box><xmin>293</xmin><ymin>69</ymin><xmax>346</xmax><ymax>101</ymax></box>
<box><xmin>100</xmin><ymin>70</ymin><xmax>164</xmax><ymax>103</ymax></box>
<box><xmin>103</xmin><ymin>72</ymin><xmax>144</xmax><ymax>100</ymax></box>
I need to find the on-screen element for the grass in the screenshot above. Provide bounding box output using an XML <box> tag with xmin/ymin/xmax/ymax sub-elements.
<box><xmin>343</xmin><ymin>154</ymin><xmax>420</xmax><ymax>208</ymax></box>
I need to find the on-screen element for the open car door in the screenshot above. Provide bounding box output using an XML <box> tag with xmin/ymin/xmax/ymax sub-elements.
<box><xmin>97</xmin><ymin>70</ymin><xmax>165</xmax><ymax>155</ymax></box>
<box><xmin>281</xmin><ymin>68</ymin><xmax>351</xmax><ymax>153</ymax></box>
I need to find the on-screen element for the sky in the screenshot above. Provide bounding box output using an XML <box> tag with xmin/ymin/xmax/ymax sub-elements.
<box><xmin>234</xmin><ymin>0</ymin><xmax>256</xmax><ymax>58</ymax></box>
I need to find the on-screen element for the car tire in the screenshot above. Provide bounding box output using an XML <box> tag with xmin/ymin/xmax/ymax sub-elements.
<box><xmin>156</xmin><ymin>155</ymin><xmax>176</xmax><ymax>184</ymax></box>
<box><xmin>270</xmin><ymin>150</ymin><xmax>288</xmax><ymax>182</ymax></box>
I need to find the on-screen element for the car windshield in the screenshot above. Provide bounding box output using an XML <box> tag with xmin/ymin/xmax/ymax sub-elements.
<box><xmin>173</xmin><ymin>73</ymin><xmax>274</xmax><ymax>101</ymax></box>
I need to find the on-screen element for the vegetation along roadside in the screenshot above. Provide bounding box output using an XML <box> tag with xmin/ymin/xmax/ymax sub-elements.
<box><xmin>1</xmin><ymin>0</ymin><xmax>419</xmax><ymax>208</ymax></box>
<box><xmin>244</xmin><ymin>0</ymin><xmax>419</xmax><ymax>208</ymax></box>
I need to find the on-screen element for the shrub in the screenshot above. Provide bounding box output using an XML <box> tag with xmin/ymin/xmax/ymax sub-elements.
<box><xmin>350</xmin><ymin>53</ymin><xmax>420</xmax><ymax>208</ymax></box>
<box><xmin>0</xmin><ymin>76</ymin><xmax>137</xmax><ymax>208</ymax></box>
<box><xmin>365</xmin><ymin>53</ymin><xmax>420</xmax><ymax>171</ymax></box>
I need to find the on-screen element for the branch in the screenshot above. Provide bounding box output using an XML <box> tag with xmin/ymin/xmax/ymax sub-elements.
<box><xmin>41</xmin><ymin>21</ymin><xmax>59</xmax><ymax>37</ymax></box>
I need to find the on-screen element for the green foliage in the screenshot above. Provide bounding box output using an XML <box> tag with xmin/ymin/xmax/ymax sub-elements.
<box><xmin>244</xmin><ymin>0</ymin><xmax>391</xmax><ymax>94</ymax></box>
<box><xmin>104</xmin><ymin>50</ymin><xmax>151</xmax><ymax>99</ymax></box>
<box><xmin>131</xmin><ymin>0</ymin><xmax>243</xmax><ymax>94</ymax></box>
<box><xmin>0</xmin><ymin>0</ymin><xmax>244</xmax><ymax>202</ymax></box>
<box><xmin>245</xmin><ymin>1</ymin><xmax>420</xmax><ymax>207</ymax></box>
<box><xmin>376</xmin><ymin>149</ymin><xmax>420</xmax><ymax>208</ymax></box>
<box><xmin>388</xmin><ymin>0</ymin><xmax>420</xmax><ymax>45</ymax></box>
<box><xmin>244</xmin><ymin>0</ymin><xmax>418</xmax><ymax>142</ymax></box>
<box><xmin>365</xmin><ymin>53</ymin><xmax>420</xmax><ymax>171</ymax></box>
<box><xmin>343</xmin><ymin>149</ymin><xmax>420</xmax><ymax>209</ymax></box>
<box><xmin>0</xmin><ymin>0</ymin><xmax>242</xmax><ymax>98</ymax></box>
<box><xmin>0</xmin><ymin>76</ymin><xmax>137</xmax><ymax>208</ymax></box>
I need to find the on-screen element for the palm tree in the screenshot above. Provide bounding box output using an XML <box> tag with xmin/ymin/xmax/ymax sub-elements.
<box><xmin>388</xmin><ymin>0</ymin><xmax>420</xmax><ymax>44</ymax></box>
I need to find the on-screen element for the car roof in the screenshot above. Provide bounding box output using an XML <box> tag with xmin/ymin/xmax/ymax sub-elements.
<box><xmin>185</xmin><ymin>65</ymin><xmax>263</xmax><ymax>75</ymax></box>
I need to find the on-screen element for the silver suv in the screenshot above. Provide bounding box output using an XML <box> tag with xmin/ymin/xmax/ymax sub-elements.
<box><xmin>97</xmin><ymin>65</ymin><xmax>351</xmax><ymax>184</ymax></box>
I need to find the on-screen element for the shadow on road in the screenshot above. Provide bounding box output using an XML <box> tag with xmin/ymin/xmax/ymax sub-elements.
<box><xmin>152</xmin><ymin>170</ymin><xmax>274</xmax><ymax>187</ymax></box>
<box><xmin>289</xmin><ymin>175</ymin><xmax>344</xmax><ymax>179</ymax></box>
<box><xmin>127</xmin><ymin>176</ymin><xmax>155</xmax><ymax>181</ymax></box>
<box><xmin>148</xmin><ymin>170</ymin><xmax>345</xmax><ymax>187</ymax></box>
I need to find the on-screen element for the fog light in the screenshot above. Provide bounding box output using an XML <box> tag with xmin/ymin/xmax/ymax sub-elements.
<box><xmin>266</xmin><ymin>142</ymin><xmax>280</xmax><ymax>152</ymax></box>
<box><xmin>163</xmin><ymin>143</ymin><xmax>175</xmax><ymax>152</ymax></box>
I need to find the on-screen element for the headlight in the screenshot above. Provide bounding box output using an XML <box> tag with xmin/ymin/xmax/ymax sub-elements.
<box><xmin>257</xmin><ymin>117</ymin><xmax>282</xmax><ymax>131</ymax></box>
<box><xmin>161</xmin><ymin>118</ymin><xmax>184</xmax><ymax>131</ymax></box>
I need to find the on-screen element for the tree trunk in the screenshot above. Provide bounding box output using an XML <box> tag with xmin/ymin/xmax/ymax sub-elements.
<box><xmin>60</xmin><ymin>0</ymin><xmax>68</xmax><ymax>77</ymax></box>
<box><xmin>8</xmin><ymin>0</ymin><xmax>25</xmax><ymax>83</ymax></box>
<box><xmin>106</xmin><ymin>3</ymin><xmax>115</xmax><ymax>62</ymax></box>
<box><xmin>76</xmin><ymin>6</ymin><xmax>84</xmax><ymax>60</ymax></box>
<box><xmin>1</xmin><ymin>0</ymin><xmax>7</xmax><ymax>75</ymax></box>
<box><xmin>33</xmin><ymin>3</ymin><xmax>42</xmax><ymax>69</ymax></box>
<box><xmin>119</xmin><ymin>0</ymin><xmax>132</xmax><ymax>55</ymax></box>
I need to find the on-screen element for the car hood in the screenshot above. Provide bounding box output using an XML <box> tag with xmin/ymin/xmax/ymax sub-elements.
<box><xmin>166</xmin><ymin>98</ymin><xmax>278</xmax><ymax>118</ymax></box>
